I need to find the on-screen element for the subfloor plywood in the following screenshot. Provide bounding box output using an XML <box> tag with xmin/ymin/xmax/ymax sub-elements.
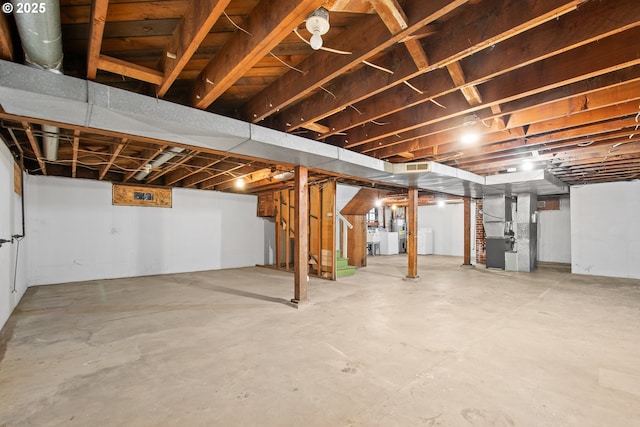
<box><xmin>0</xmin><ymin>256</ymin><xmax>639</xmax><ymax>426</ymax></box>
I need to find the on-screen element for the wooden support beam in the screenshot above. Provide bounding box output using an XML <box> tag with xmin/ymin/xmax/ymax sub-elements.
<box><xmin>99</xmin><ymin>139</ymin><xmax>127</xmax><ymax>180</ymax></box>
<box><xmin>406</xmin><ymin>187</ymin><xmax>418</xmax><ymax>279</ymax></box>
<box><xmin>193</xmin><ymin>0</ymin><xmax>325</xmax><ymax>109</ymax></box>
<box><xmin>214</xmin><ymin>167</ymin><xmax>275</xmax><ymax>191</ymax></box>
<box><xmin>71</xmin><ymin>130</ymin><xmax>80</xmax><ymax>178</ymax></box>
<box><xmin>98</xmin><ymin>55</ymin><xmax>164</xmax><ymax>85</ymax></box>
<box><xmin>351</xmin><ymin>27</ymin><xmax>640</xmax><ymax>154</ymax></box>
<box><xmin>446</xmin><ymin>61</ymin><xmax>483</xmax><ymax>106</ymax></box>
<box><xmin>157</xmin><ymin>0</ymin><xmax>232</xmax><ymax>97</ymax></box>
<box><xmin>463</xmin><ymin>197</ymin><xmax>472</xmax><ymax>266</ymax></box>
<box><xmin>87</xmin><ymin>0</ymin><xmax>110</xmax><ymax>79</ymax></box>
<box><xmin>0</xmin><ymin>13</ymin><xmax>14</xmax><ymax>60</ymax></box>
<box><xmin>293</xmin><ymin>165</ymin><xmax>309</xmax><ymax>303</ymax></box>
<box><xmin>22</xmin><ymin>122</ymin><xmax>46</xmax><ymax>175</ymax></box>
<box><xmin>370</xmin><ymin>0</ymin><xmax>429</xmax><ymax>70</ymax></box>
<box><xmin>322</xmin><ymin>0</ymin><xmax>619</xmax><ymax>140</ymax></box>
<box><xmin>243</xmin><ymin>0</ymin><xmax>464</xmax><ymax>123</ymax></box>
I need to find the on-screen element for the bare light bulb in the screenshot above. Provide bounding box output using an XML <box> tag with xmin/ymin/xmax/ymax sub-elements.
<box><xmin>437</xmin><ymin>200</ymin><xmax>445</xmax><ymax>208</ymax></box>
<box><xmin>521</xmin><ymin>160</ymin><xmax>534</xmax><ymax>171</ymax></box>
<box><xmin>375</xmin><ymin>199</ymin><xmax>382</xmax><ymax>208</ymax></box>
<box><xmin>310</xmin><ymin>32</ymin><xmax>323</xmax><ymax>50</ymax></box>
<box><xmin>461</xmin><ymin>132</ymin><xmax>479</xmax><ymax>144</ymax></box>
<box><xmin>235</xmin><ymin>178</ymin><xmax>245</xmax><ymax>189</ymax></box>
<box><xmin>306</xmin><ymin>7</ymin><xmax>329</xmax><ymax>51</ymax></box>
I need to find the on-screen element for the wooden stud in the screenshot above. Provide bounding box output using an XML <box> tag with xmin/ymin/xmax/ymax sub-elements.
<box><xmin>71</xmin><ymin>130</ymin><xmax>80</xmax><ymax>178</ymax></box>
<box><xmin>22</xmin><ymin>122</ymin><xmax>46</xmax><ymax>176</ymax></box>
<box><xmin>99</xmin><ymin>139</ymin><xmax>127</xmax><ymax>180</ymax></box>
<box><xmin>406</xmin><ymin>187</ymin><xmax>418</xmax><ymax>279</ymax></box>
<box><xmin>293</xmin><ymin>166</ymin><xmax>309</xmax><ymax>303</ymax></box>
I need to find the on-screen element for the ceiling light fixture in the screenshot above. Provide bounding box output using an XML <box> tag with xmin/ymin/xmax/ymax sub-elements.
<box><xmin>437</xmin><ymin>200</ymin><xmax>445</xmax><ymax>208</ymax></box>
<box><xmin>461</xmin><ymin>114</ymin><xmax>480</xmax><ymax>144</ymax></box>
<box><xmin>375</xmin><ymin>199</ymin><xmax>382</xmax><ymax>208</ymax></box>
<box><xmin>235</xmin><ymin>178</ymin><xmax>245</xmax><ymax>189</ymax></box>
<box><xmin>306</xmin><ymin>7</ymin><xmax>330</xmax><ymax>50</ymax></box>
<box><xmin>521</xmin><ymin>160</ymin><xmax>534</xmax><ymax>171</ymax></box>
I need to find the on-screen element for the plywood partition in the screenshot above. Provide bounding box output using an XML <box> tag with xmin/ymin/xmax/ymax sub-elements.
<box><xmin>344</xmin><ymin>214</ymin><xmax>367</xmax><ymax>267</ymax></box>
<box><xmin>273</xmin><ymin>180</ymin><xmax>336</xmax><ymax>280</ymax></box>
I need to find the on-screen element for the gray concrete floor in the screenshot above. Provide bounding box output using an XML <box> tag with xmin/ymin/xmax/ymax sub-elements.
<box><xmin>1</xmin><ymin>255</ymin><xmax>639</xmax><ymax>426</ymax></box>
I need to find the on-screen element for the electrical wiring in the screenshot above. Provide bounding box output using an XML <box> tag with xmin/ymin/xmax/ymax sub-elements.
<box><xmin>223</xmin><ymin>11</ymin><xmax>253</xmax><ymax>36</ymax></box>
<box><xmin>268</xmin><ymin>51</ymin><xmax>305</xmax><ymax>74</ymax></box>
<box><xmin>292</xmin><ymin>27</ymin><xmax>352</xmax><ymax>55</ymax></box>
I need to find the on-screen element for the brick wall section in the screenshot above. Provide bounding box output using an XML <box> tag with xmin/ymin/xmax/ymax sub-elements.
<box><xmin>476</xmin><ymin>199</ymin><xmax>486</xmax><ymax>265</ymax></box>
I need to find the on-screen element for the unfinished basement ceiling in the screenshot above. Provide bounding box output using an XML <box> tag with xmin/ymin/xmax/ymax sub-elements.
<box><xmin>1</xmin><ymin>0</ymin><xmax>639</xmax><ymax>194</ymax></box>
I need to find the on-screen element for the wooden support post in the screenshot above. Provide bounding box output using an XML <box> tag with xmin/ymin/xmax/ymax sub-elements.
<box><xmin>406</xmin><ymin>187</ymin><xmax>419</xmax><ymax>279</ymax></box>
<box><xmin>463</xmin><ymin>197</ymin><xmax>472</xmax><ymax>266</ymax></box>
<box><xmin>293</xmin><ymin>166</ymin><xmax>309</xmax><ymax>303</ymax></box>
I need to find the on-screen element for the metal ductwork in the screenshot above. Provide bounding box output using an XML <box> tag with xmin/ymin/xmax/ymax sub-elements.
<box><xmin>134</xmin><ymin>147</ymin><xmax>185</xmax><ymax>181</ymax></box>
<box><xmin>12</xmin><ymin>0</ymin><xmax>63</xmax><ymax>161</ymax></box>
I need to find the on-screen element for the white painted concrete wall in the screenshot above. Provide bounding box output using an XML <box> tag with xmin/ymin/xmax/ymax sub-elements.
<box><xmin>537</xmin><ymin>196</ymin><xmax>571</xmax><ymax>263</ymax></box>
<box><xmin>571</xmin><ymin>181</ymin><xmax>640</xmax><ymax>279</ymax></box>
<box><xmin>0</xmin><ymin>143</ymin><xmax>28</xmax><ymax>331</ymax></box>
<box><xmin>418</xmin><ymin>203</ymin><xmax>464</xmax><ymax>256</ymax></box>
<box><xmin>26</xmin><ymin>175</ymin><xmax>265</xmax><ymax>285</ymax></box>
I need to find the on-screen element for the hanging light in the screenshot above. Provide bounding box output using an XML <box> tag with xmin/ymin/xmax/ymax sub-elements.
<box><xmin>306</xmin><ymin>7</ymin><xmax>330</xmax><ymax>50</ymax></box>
<box><xmin>375</xmin><ymin>199</ymin><xmax>382</xmax><ymax>208</ymax></box>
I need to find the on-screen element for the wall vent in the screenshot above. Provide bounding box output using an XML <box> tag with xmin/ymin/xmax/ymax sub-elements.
<box><xmin>393</xmin><ymin>162</ymin><xmax>431</xmax><ymax>174</ymax></box>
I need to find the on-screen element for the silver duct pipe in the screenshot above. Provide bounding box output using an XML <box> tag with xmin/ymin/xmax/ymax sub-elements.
<box><xmin>134</xmin><ymin>147</ymin><xmax>185</xmax><ymax>181</ymax></box>
<box><xmin>12</xmin><ymin>0</ymin><xmax>63</xmax><ymax>161</ymax></box>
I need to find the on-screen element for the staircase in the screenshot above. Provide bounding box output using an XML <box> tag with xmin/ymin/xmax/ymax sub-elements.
<box><xmin>336</xmin><ymin>250</ymin><xmax>356</xmax><ymax>277</ymax></box>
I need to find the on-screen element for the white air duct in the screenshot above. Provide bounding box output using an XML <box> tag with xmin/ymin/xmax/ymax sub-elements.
<box><xmin>12</xmin><ymin>0</ymin><xmax>63</xmax><ymax>161</ymax></box>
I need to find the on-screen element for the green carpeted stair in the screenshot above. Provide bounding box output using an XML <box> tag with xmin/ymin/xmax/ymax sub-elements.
<box><xmin>336</xmin><ymin>250</ymin><xmax>356</xmax><ymax>277</ymax></box>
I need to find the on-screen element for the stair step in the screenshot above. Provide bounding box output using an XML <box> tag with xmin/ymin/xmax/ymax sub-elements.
<box><xmin>337</xmin><ymin>258</ymin><xmax>349</xmax><ymax>268</ymax></box>
<box><xmin>336</xmin><ymin>266</ymin><xmax>356</xmax><ymax>277</ymax></box>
